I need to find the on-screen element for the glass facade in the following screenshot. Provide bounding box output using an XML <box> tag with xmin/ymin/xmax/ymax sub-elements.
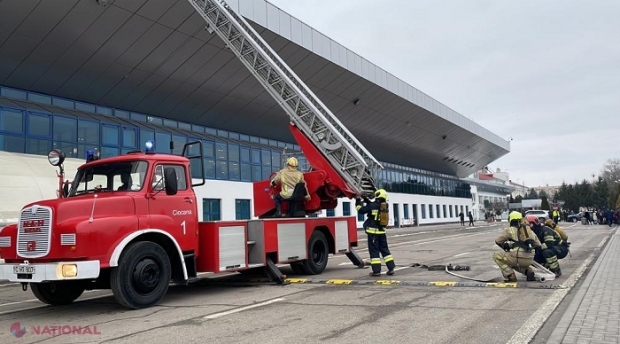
<box><xmin>0</xmin><ymin>85</ymin><xmax>471</xmax><ymax>198</ymax></box>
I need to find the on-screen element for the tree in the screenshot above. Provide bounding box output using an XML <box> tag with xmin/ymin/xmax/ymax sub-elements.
<box><xmin>601</xmin><ymin>158</ymin><xmax>620</xmax><ymax>185</ymax></box>
<box><xmin>526</xmin><ymin>189</ymin><xmax>539</xmax><ymax>199</ymax></box>
<box><xmin>539</xmin><ymin>190</ymin><xmax>548</xmax><ymax>198</ymax></box>
<box><xmin>541</xmin><ymin>196</ymin><xmax>550</xmax><ymax>210</ymax></box>
<box><xmin>515</xmin><ymin>195</ymin><xmax>523</xmax><ymax>203</ymax></box>
<box><xmin>509</xmin><ymin>194</ymin><xmax>515</xmax><ymax>203</ymax></box>
<box><xmin>593</xmin><ymin>177</ymin><xmax>609</xmax><ymax>208</ymax></box>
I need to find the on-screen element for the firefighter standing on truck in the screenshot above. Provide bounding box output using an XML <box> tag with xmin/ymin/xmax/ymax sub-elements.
<box><xmin>356</xmin><ymin>189</ymin><xmax>395</xmax><ymax>276</ymax></box>
<box><xmin>493</xmin><ymin>211</ymin><xmax>541</xmax><ymax>282</ymax></box>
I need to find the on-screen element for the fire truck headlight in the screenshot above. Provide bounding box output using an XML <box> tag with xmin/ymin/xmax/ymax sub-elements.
<box><xmin>61</xmin><ymin>264</ymin><xmax>78</xmax><ymax>278</ymax></box>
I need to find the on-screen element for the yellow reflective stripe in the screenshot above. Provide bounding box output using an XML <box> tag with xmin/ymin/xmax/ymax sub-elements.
<box><xmin>372</xmin><ymin>210</ymin><xmax>379</xmax><ymax>221</ymax></box>
<box><xmin>384</xmin><ymin>255</ymin><xmax>394</xmax><ymax>263</ymax></box>
<box><xmin>365</xmin><ymin>229</ymin><xmax>386</xmax><ymax>234</ymax></box>
<box><xmin>542</xmin><ymin>243</ymin><xmax>547</xmax><ymax>249</ymax></box>
<box><xmin>355</xmin><ymin>205</ymin><xmax>362</xmax><ymax>211</ymax></box>
<box><xmin>544</xmin><ymin>235</ymin><xmax>554</xmax><ymax>242</ymax></box>
<box><xmin>370</xmin><ymin>258</ymin><xmax>381</xmax><ymax>265</ymax></box>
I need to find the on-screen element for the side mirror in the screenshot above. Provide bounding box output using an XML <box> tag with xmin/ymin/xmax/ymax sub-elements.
<box><xmin>163</xmin><ymin>167</ymin><xmax>178</xmax><ymax>196</ymax></box>
<box><xmin>48</xmin><ymin>149</ymin><xmax>65</xmax><ymax>167</ymax></box>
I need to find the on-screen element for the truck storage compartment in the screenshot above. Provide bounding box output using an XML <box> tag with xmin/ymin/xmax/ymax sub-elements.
<box><xmin>196</xmin><ymin>221</ymin><xmax>248</xmax><ymax>273</ymax></box>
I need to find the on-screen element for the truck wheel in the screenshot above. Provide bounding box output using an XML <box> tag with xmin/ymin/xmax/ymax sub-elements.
<box><xmin>31</xmin><ymin>282</ymin><xmax>85</xmax><ymax>305</ymax></box>
<box><xmin>110</xmin><ymin>241</ymin><xmax>171</xmax><ymax>310</ymax></box>
<box><xmin>301</xmin><ymin>231</ymin><xmax>329</xmax><ymax>275</ymax></box>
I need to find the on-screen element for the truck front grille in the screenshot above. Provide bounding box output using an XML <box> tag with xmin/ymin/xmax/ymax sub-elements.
<box><xmin>17</xmin><ymin>205</ymin><xmax>53</xmax><ymax>258</ymax></box>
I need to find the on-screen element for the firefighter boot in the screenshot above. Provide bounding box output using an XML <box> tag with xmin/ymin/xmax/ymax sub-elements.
<box><xmin>504</xmin><ymin>272</ymin><xmax>517</xmax><ymax>282</ymax></box>
<box><xmin>551</xmin><ymin>266</ymin><xmax>562</xmax><ymax>278</ymax></box>
<box><xmin>526</xmin><ymin>267</ymin><xmax>536</xmax><ymax>281</ymax></box>
<box><xmin>386</xmin><ymin>269</ymin><xmax>395</xmax><ymax>276</ymax></box>
<box><xmin>369</xmin><ymin>271</ymin><xmax>381</xmax><ymax>277</ymax></box>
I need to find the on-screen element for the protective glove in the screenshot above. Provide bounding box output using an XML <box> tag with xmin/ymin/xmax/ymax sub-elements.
<box><xmin>502</xmin><ymin>241</ymin><xmax>513</xmax><ymax>251</ymax></box>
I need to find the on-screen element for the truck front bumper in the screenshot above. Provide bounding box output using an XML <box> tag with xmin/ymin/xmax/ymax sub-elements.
<box><xmin>0</xmin><ymin>260</ymin><xmax>100</xmax><ymax>283</ymax></box>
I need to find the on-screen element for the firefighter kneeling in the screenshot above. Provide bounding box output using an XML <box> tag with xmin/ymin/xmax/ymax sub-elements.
<box><xmin>493</xmin><ymin>211</ymin><xmax>541</xmax><ymax>282</ymax></box>
<box><xmin>356</xmin><ymin>189</ymin><xmax>395</xmax><ymax>277</ymax></box>
<box><xmin>524</xmin><ymin>217</ymin><xmax>567</xmax><ymax>278</ymax></box>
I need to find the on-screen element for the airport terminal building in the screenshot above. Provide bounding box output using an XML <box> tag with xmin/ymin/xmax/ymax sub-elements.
<box><xmin>0</xmin><ymin>0</ymin><xmax>510</xmax><ymax>227</ymax></box>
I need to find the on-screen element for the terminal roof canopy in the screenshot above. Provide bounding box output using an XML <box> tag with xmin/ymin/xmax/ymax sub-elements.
<box><xmin>0</xmin><ymin>0</ymin><xmax>509</xmax><ymax>178</ymax></box>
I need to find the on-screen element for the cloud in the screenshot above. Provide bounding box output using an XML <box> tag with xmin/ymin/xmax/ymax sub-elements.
<box><xmin>267</xmin><ymin>0</ymin><xmax>620</xmax><ymax>186</ymax></box>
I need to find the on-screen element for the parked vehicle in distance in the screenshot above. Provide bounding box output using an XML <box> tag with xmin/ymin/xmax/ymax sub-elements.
<box><xmin>567</xmin><ymin>213</ymin><xmax>583</xmax><ymax>222</ymax></box>
<box><xmin>525</xmin><ymin>210</ymin><xmax>549</xmax><ymax>222</ymax></box>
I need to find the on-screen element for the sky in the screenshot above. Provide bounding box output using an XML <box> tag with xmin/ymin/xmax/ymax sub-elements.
<box><xmin>266</xmin><ymin>0</ymin><xmax>619</xmax><ymax>187</ymax></box>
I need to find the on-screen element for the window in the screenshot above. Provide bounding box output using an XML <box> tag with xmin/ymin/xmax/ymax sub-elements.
<box><xmin>122</xmin><ymin>128</ymin><xmax>137</xmax><ymax>148</ymax></box>
<box><xmin>235</xmin><ymin>199</ymin><xmax>251</xmax><ymax>220</ymax></box>
<box><xmin>152</xmin><ymin>164</ymin><xmax>187</xmax><ymax>191</ymax></box>
<box><xmin>449</xmin><ymin>205</ymin><xmax>453</xmax><ymax>218</ymax></box>
<box><xmin>436</xmin><ymin>204</ymin><xmax>441</xmax><ymax>218</ymax></box>
<box><xmin>68</xmin><ymin>160</ymin><xmax>148</xmax><ymax>195</ymax></box>
<box><xmin>155</xmin><ymin>132</ymin><xmax>171</xmax><ymax>154</ymax></box>
<box><xmin>203</xmin><ymin>199</ymin><xmax>221</xmax><ymax>221</ymax></box>
<box><xmin>53</xmin><ymin>116</ymin><xmax>77</xmax><ymax>142</ymax></box>
<box><xmin>26</xmin><ymin>138</ymin><xmax>51</xmax><ymax>155</ymax></box>
<box><xmin>357</xmin><ymin>208</ymin><xmax>365</xmax><ymax>221</ymax></box>
<box><xmin>421</xmin><ymin>204</ymin><xmax>426</xmax><ymax>219</ymax></box>
<box><xmin>0</xmin><ymin>108</ymin><xmax>24</xmax><ymax>133</ymax></box>
<box><xmin>28</xmin><ymin>113</ymin><xmax>51</xmax><ymax>137</ymax></box>
<box><xmin>403</xmin><ymin>204</ymin><xmax>409</xmax><ymax>219</ymax></box>
<box><xmin>78</xmin><ymin>120</ymin><xmax>100</xmax><ymax>146</ymax></box>
<box><xmin>171</xmin><ymin>135</ymin><xmax>186</xmax><ymax>155</ymax></box>
<box><xmin>215</xmin><ymin>142</ymin><xmax>227</xmax><ymax>160</ymax></box>
<box><xmin>102</xmin><ymin>125</ymin><xmax>119</xmax><ymax>146</ymax></box>
<box><xmin>240</xmin><ymin>163</ymin><xmax>251</xmax><ymax>181</ymax></box>
<box><xmin>216</xmin><ymin>161</ymin><xmax>228</xmax><ymax>180</ymax></box>
<box><xmin>28</xmin><ymin>93</ymin><xmax>51</xmax><ymax>105</ymax></box>
<box><xmin>443</xmin><ymin>205</ymin><xmax>447</xmax><ymax>218</ymax></box>
<box><xmin>343</xmin><ymin>202</ymin><xmax>351</xmax><ymax>216</ymax></box>
<box><xmin>429</xmin><ymin>205</ymin><xmax>434</xmax><ymax>219</ymax></box>
<box><xmin>75</xmin><ymin>102</ymin><xmax>95</xmax><ymax>113</ymax></box>
<box><xmin>0</xmin><ymin>135</ymin><xmax>25</xmax><ymax>153</ymax></box>
<box><xmin>52</xmin><ymin>98</ymin><xmax>74</xmax><ymax>109</ymax></box>
<box><xmin>326</xmin><ymin>208</ymin><xmax>335</xmax><ymax>217</ymax></box>
<box><xmin>466</xmin><ymin>206</ymin><xmax>469</xmax><ymax>214</ymax></box>
<box><xmin>1</xmin><ymin>88</ymin><xmax>27</xmax><ymax>100</ymax></box>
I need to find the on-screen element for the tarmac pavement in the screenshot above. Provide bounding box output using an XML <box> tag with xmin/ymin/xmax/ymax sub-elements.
<box><xmin>0</xmin><ymin>220</ymin><xmax>613</xmax><ymax>344</ymax></box>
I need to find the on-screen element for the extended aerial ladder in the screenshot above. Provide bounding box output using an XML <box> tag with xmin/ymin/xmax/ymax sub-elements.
<box><xmin>185</xmin><ymin>0</ymin><xmax>383</xmax><ymax>207</ymax></box>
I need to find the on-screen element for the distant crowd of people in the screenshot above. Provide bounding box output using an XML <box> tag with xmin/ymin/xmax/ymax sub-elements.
<box><xmin>579</xmin><ymin>209</ymin><xmax>619</xmax><ymax>227</ymax></box>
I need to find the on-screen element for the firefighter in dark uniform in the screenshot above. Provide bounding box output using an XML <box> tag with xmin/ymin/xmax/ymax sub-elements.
<box><xmin>493</xmin><ymin>211</ymin><xmax>541</xmax><ymax>282</ymax></box>
<box><xmin>544</xmin><ymin>219</ymin><xmax>570</xmax><ymax>261</ymax></box>
<box><xmin>356</xmin><ymin>189</ymin><xmax>395</xmax><ymax>276</ymax></box>
<box><xmin>527</xmin><ymin>215</ymin><xmax>563</xmax><ymax>277</ymax></box>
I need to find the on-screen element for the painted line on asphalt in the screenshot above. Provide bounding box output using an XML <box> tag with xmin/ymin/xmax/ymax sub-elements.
<box><xmin>203</xmin><ymin>297</ymin><xmax>285</xmax><ymax>320</ymax></box>
<box><xmin>505</xmin><ymin>234</ymin><xmax>610</xmax><ymax>344</ymax></box>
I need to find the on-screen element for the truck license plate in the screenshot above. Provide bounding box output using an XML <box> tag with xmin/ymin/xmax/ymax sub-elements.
<box><xmin>13</xmin><ymin>265</ymin><xmax>36</xmax><ymax>274</ymax></box>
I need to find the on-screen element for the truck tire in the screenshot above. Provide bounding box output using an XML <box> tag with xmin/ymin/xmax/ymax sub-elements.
<box><xmin>110</xmin><ymin>241</ymin><xmax>171</xmax><ymax>310</ymax></box>
<box><xmin>301</xmin><ymin>230</ymin><xmax>329</xmax><ymax>275</ymax></box>
<box><xmin>31</xmin><ymin>282</ymin><xmax>85</xmax><ymax>305</ymax></box>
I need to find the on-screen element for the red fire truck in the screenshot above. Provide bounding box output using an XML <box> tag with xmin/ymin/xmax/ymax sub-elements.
<box><xmin>0</xmin><ymin>0</ymin><xmax>385</xmax><ymax>310</ymax></box>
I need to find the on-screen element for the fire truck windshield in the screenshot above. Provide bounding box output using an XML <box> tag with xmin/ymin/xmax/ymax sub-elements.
<box><xmin>68</xmin><ymin>160</ymin><xmax>149</xmax><ymax>197</ymax></box>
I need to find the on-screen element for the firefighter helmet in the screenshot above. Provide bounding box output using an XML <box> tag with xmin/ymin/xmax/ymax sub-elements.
<box><xmin>526</xmin><ymin>215</ymin><xmax>540</xmax><ymax>225</ymax></box>
<box><xmin>374</xmin><ymin>189</ymin><xmax>388</xmax><ymax>200</ymax></box>
<box><xmin>509</xmin><ymin>211</ymin><xmax>523</xmax><ymax>222</ymax></box>
<box><xmin>286</xmin><ymin>157</ymin><xmax>298</xmax><ymax>167</ymax></box>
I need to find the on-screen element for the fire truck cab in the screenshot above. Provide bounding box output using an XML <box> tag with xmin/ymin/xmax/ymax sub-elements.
<box><xmin>0</xmin><ymin>141</ymin><xmax>363</xmax><ymax>309</ymax></box>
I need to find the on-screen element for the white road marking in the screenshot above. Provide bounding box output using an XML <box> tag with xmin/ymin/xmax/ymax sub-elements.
<box><xmin>453</xmin><ymin>252</ymin><xmax>471</xmax><ymax>258</ymax></box>
<box><xmin>0</xmin><ymin>283</ymin><xmax>18</xmax><ymax>288</ymax></box>
<box><xmin>203</xmin><ymin>297</ymin><xmax>285</xmax><ymax>320</ymax></box>
<box><xmin>505</xmin><ymin>235</ymin><xmax>609</xmax><ymax>344</ymax></box>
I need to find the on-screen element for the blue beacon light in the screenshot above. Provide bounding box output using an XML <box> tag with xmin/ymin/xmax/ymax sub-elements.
<box><xmin>85</xmin><ymin>149</ymin><xmax>99</xmax><ymax>162</ymax></box>
<box><xmin>145</xmin><ymin>140</ymin><xmax>156</xmax><ymax>154</ymax></box>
